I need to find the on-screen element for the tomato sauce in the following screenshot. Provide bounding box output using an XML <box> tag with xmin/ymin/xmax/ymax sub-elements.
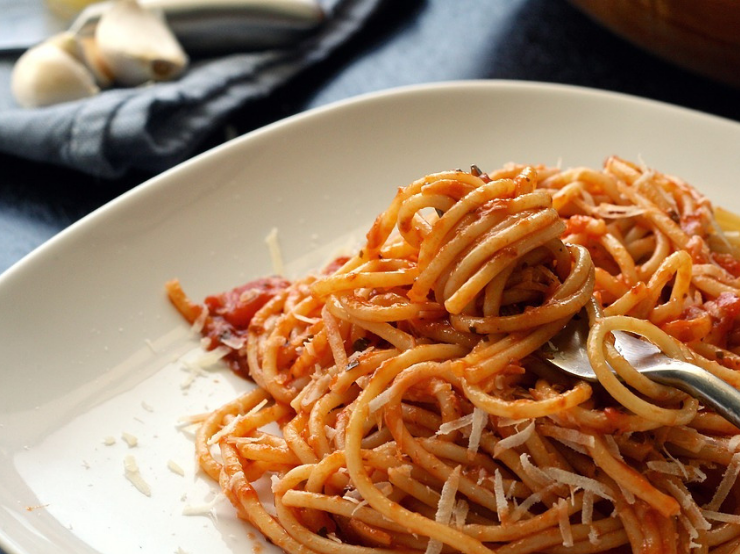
<box><xmin>705</xmin><ymin>292</ymin><xmax>740</xmax><ymax>349</ymax></box>
<box><xmin>322</xmin><ymin>256</ymin><xmax>350</xmax><ymax>275</ymax></box>
<box><xmin>199</xmin><ymin>257</ymin><xmax>347</xmax><ymax>379</ymax></box>
<box><xmin>202</xmin><ymin>276</ymin><xmax>290</xmax><ymax>377</ymax></box>
<box><xmin>205</xmin><ymin>276</ymin><xmax>291</xmax><ymax>330</ymax></box>
<box><xmin>713</xmin><ymin>252</ymin><xmax>740</xmax><ymax>278</ymax></box>
<box><xmin>563</xmin><ymin>215</ymin><xmax>595</xmax><ymax>236</ymax></box>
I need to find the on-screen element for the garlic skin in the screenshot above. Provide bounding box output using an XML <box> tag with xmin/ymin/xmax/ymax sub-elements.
<box><xmin>96</xmin><ymin>0</ymin><xmax>189</xmax><ymax>87</ymax></box>
<box><xmin>11</xmin><ymin>32</ymin><xmax>100</xmax><ymax>108</ymax></box>
<box><xmin>78</xmin><ymin>35</ymin><xmax>115</xmax><ymax>88</ymax></box>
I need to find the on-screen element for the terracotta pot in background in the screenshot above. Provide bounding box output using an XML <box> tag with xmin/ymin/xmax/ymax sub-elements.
<box><xmin>568</xmin><ymin>0</ymin><xmax>740</xmax><ymax>88</ymax></box>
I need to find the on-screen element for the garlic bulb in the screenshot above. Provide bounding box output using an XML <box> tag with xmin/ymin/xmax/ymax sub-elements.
<box><xmin>11</xmin><ymin>32</ymin><xmax>100</xmax><ymax>108</ymax></box>
<box><xmin>96</xmin><ymin>0</ymin><xmax>188</xmax><ymax>87</ymax></box>
<box><xmin>78</xmin><ymin>35</ymin><xmax>115</xmax><ymax>88</ymax></box>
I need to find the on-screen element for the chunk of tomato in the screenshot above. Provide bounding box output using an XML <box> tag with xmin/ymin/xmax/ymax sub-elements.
<box><xmin>205</xmin><ymin>276</ymin><xmax>291</xmax><ymax>330</ymax></box>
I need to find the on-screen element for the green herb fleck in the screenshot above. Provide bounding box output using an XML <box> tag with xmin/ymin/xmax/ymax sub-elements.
<box><xmin>353</xmin><ymin>337</ymin><xmax>370</xmax><ymax>352</ymax></box>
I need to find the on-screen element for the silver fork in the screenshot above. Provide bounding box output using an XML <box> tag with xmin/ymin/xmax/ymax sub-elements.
<box><xmin>542</xmin><ymin>311</ymin><xmax>740</xmax><ymax>429</ymax></box>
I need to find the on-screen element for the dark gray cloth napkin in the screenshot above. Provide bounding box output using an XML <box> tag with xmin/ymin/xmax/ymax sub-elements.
<box><xmin>0</xmin><ymin>0</ymin><xmax>382</xmax><ymax>178</ymax></box>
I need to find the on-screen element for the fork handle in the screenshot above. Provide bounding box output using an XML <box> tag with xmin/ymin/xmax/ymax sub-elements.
<box><xmin>645</xmin><ymin>362</ymin><xmax>740</xmax><ymax>430</ymax></box>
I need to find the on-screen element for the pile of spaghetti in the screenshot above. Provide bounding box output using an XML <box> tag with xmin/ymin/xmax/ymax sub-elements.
<box><xmin>167</xmin><ymin>157</ymin><xmax>740</xmax><ymax>554</ymax></box>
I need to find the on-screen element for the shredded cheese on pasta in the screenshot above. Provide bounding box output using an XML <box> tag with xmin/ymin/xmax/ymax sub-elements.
<box><xmin>166</xmin><ymin>158</ymin><xmax>740</xmax><ymax>554</ymax></box>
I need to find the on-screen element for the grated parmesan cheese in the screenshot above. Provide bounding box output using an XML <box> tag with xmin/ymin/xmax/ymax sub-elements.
<box><xmin>588</xmin><ymin>526</ymin><xmax>600</xmax><ymax>546</ymax></box>
<box><xmin>324</xmin><ymin>425</ymin><xmax>337</xmax><ymax>441</ymax></box>
<box><xmin>368</xmin><ymin>387</ymin><xmax>396</xmax><ymax>414</ymax></box>
<box><xmin>582</xmin><ymin>490</ymin><xmax>594</xmax><ymax>526</ymax></box>
<box><xmin>343</xmin><ymin>489</ymin><xmax>363</xmax><ymax>502</ymax></box>
<box><xmin>195</xmin><ymin>345</ymin><xmax>231</xmax><ymax>369</ymax></box>
<box><xmin>304</xmin><ymin>340</ymin><xmax>317</xmax><ymax>358</ymax></box>
<box><xmin>265</xmin><ymin>227</ymin><xmax>285</xmax><ymax>277</ymax></box>
<box><xmin>557</xmin><ymin>498</ymin><xmax>574</xmax><ymax>547</ymax></box>
<box><xmin>617</xmin><ymin>483</ymin><xmax>636</xmax><ymax>505</ymax></box>
<box><xmin>375</xmin><ymin>482</ymin><xmax>394</xmax><ymax>497</ymax></box>
<box><xmin>664</xmin><ymin>480</ymin><xmax>710</xmax><ymax>531</ymax></box>
<box><xmin>510</xmin><ymin>484</ymin><xmax>557</xmax><ymax>522</ymax></box>
<box><xmin>467</xmin><ymin>408</ymin><xmax>488</xmax><ymax>457</ymax></box>
<box><xmin>191</xmin><ymin>307</ymin><xmax>208</xmax><ymax>334</ymax></box>
<box><xmin>167</xmin><ymin>460</ymin><xmax>185</xmax><ymax>476</ymax></box>
<box><xmin>541</xmin><ymin>425</ymin><xmax>595</xmax><ymax>454</ymax></box>
<box><xmin>326</xmin><ymin>532</ymin><xmax>343</xmax><ymax>544</ymax></box>
<box><xmin>270</xmin><ymin>474</ymin><xmax>281</xmax><ymax>493</ymax></box>
<box><xmin>425</xmin><ymin>466</ymin><xmax>461</xmax><ymax>554</ymax></box>
<box><xmin>289</xmin><ymin>382</ymin><xmax>309</xmax><ymax>412</ymax></box>
<box><xmin>452</xmin><ymin>499</ymin><xmax>469</xmax><ymax>530</ymax></box>
<box><xmin>207</xmin><ymin>399</ymin><xmax>268</xmax><ymax>446</ymax></box>
<box><xmin>341</xmin><ymin>489</ymin><xmax>367</xmax><ymax>516</ymax></box>
<box><xmin>182</xmin><ymin>493</ymin><xmax>224</xmax><ymax>516</ymax></box>
<box><xmin>123</xmin><ymin>455</ymin><xmax>151</xmax><ymax>497</ymax></box>
<box><xmin>705</xmin><ymin>452</ymin><xmax>740</xmax><ymax>512</ymax></box>
<box><xmin>603</xmin><ymin>435</ymin><xmax>623</xmax><ymax>461</ymax></box>
<box><xmin>121</xmin><ymin>432</ymin><xmax>138</xmax><ymax>448</ymax></box>
<box><xmin>678</xmin><ymin>514</ymin><xmax>702</xmax><ymax>550</ymax></box>
<box><xmin>293</xmin><ymin>313</ymin><xmax>319</xmax><ymax>325</ymax></box>
<box><xmin>661</xmin><ymin>447</ymin><xmax>689</xmax><ymax>479</ymax></box>
<box><xmin>436</xmin><ymin>413</ymin><xmax>474</xmax><ymax>436</ymax></box>
<box><xmin>647</xmin><ymin>460</ymin><xmax>705</xmax><ymax>482</ymax></box>
<box><xmin>519</xmin><ymin>453</ymin><xmax>554</xmax><ymax>488</ymax></box>
<box><xmin>103</xmin><ymin>436</ymin><xmax>116</xmax><ymax>446</ymax></box>
<box><xmin>591</xmin><ymin>204</ymin><xmax>646</xmax><ymax>219</ymax></box>
<box><xmin>493</xmin><ymin>420</ymin><xmax>534</xmax><ymax>458</ymax></box>
<box><xmin>493</xmin><ymin>469</ymin><xmax>510</xmax><ymax>522</ymax></box>
<box><xmin>543</xmin><ymin>467</ymin><xmax>614</xmax><ymax>501</ymax></box>
<box><xmin>220</xmin><ymin>335</ymin><xmax>245</xmax><ymax>350</ymax></box>
<box><xmin>300</xmin><ymin>373</ymin><xmax>333</xmax><ymax>409</ymax></box>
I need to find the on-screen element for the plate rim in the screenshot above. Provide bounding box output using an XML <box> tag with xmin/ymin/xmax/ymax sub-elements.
<box><xmin>3</xmin><ymin>78</ymin><xmax>740</xmax><ymax>554</ymax></box>
<box><xmin>3</xmin><ymin>78</ymin><xmax>739</xmax><ymax>284</ymax></box>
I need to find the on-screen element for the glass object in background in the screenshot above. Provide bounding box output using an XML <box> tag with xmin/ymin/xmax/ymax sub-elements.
<box><xmin>0</xmin><ymin>0</ymin><xmax>68</xmax><ymax>53</ymax></box>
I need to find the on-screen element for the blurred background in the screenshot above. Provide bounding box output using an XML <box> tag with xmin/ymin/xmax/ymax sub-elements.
<box><xmin>1</xmin><ymin>0</ymin><xmax>740</xmax><ymax>273</ymax></box>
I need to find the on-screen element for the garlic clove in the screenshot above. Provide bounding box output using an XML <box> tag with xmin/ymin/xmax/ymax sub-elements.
<box><xmin>11</xmin><ymin>32</ymin><xmax>100</xmax><ymax>108</ymax></box>
<box><xmin>78</xmin><ymin>35</ymin><xmax>115</xmax><ymax>88</ymax></box>
<box><xmin>95</xmin><ymin>0</ymin><xmax>189</xmax><ymax>87</ymax></box>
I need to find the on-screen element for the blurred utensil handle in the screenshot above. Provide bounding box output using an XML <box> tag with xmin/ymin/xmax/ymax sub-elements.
<box><xmin>173</xmin><ymin>0</ymin><xmax>325</xmax><ymax>52</ymax></box>
<box><xmin>73</xmin><ymin>0</ymin><xmax>325</xmax><ymax>51</ymax></box>
<box><xmin>0</xmin><ymin>0</ymin><xmax>326</xmax><ymax>55</ymax></box>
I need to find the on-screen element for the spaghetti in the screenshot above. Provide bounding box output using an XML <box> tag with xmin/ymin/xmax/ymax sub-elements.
<box><xmin>167</xmin><ymin>157</ymin><xmax>740</xmax><ymax>554</ymax></box>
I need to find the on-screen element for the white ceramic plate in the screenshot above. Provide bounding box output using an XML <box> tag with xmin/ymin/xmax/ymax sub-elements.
<box><xmin>2</xmin><ymin>81</ymin><xmax>740</xmax><ymax>554</ymax></box>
